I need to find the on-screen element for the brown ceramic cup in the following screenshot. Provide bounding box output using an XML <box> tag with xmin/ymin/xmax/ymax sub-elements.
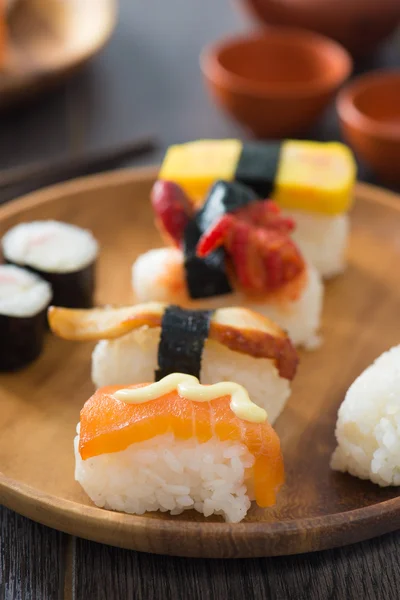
<box><xmin>201</xmin><ymin>28</ymin><xmax>352</xmax><ymax>138</ymax></box>
<box><xmin>237</xmin><ymin>0</ymin><xmax>400</xmax><ymax>56</ymax></box>
<box><xmin>337</xmin><ymin>70</ymin><xmax>400</xmax><ymax>185</ymax></box>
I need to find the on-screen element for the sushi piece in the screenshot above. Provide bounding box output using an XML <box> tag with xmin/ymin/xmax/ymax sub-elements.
<box><xmin>331</xmin><ymin>345</ymin><xmax>400</xmax><ymax>487</ymax></box>
<box><xmin>0</xmin><ymin>265</ymin><xmax>52</xmax><ymax>371</ymax></box>
<box><xmin>49</xmin><ymin>302</ymin><xmax>298</xmax><ymax>424</ymax></box>
<box><xmin>74</xmin><ymin>373</ymin><xmax>285</xmax><ymax>522</ymax></box>
<box><xmin>2</xmin><ymin>220</ymin><xmax>98</xmax><ymax>309</ymax></box>
<box><xmin>132</xmin><ymin>180</ymin><xmax>323</xmax><ymax>348</ymax></box>
<box><xmin>159</xmin><ymin>139</ymin><xmax>357</xmax><ymax>278</ymax></box>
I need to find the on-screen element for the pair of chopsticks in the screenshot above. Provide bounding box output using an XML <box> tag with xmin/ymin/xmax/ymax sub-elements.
<box><xmin>0</xmin><ymin>136</ymin><xmax>158</xmax><ymax>191</ymax></box>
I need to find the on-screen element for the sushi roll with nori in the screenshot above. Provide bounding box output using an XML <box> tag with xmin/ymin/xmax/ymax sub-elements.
<box><xmin>49</xmin><ymin>302</ymin><xmax>299</xmax><ymax>424</ymax></box>
<box><xmin>2</xmin><ymin>221</ymin><xmax>98</xmax><ymax>309</ymax></box>
<box><xmin>159</xmin><ymin>139</ymin><xmax>357</xmax><ymax>278</ymax></box>
<box><xmin>74</xmin><ymin>374</ymin><xmax>285</xmax><ymax>522</ymax></box>
<box><xmin>0</xmin><ymin>265</ymin><xmax>52</xmax><ymax>371</ymax></box>
<box><xmin>132</xmin><ymin>180</ymin><xmax>323</xmax><ymax>348</ymax></box>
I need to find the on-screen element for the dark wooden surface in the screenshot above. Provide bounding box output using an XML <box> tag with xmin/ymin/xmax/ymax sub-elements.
<box><xmin>0</xmin><ymin>1</ymin><xmax>399</xmax><ymax>599</ymax></box>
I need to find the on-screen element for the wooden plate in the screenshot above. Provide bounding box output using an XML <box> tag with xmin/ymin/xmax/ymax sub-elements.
<box><xmin>1</xmin><ymin>167</ymin><xmax>400</xmax><ymax>559</ymax></box>
<box><xmin>0</xmin><ymin>0</ymin><xmax>116</xmax><ymax>108</ymax></box>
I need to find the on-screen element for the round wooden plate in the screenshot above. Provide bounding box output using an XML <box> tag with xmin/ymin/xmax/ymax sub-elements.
<box><xmin>0</xmin><ymin>0</ymin><xmax>116</xmax><ymax>108</ymax></box>
<box><xmin>1</xmin><ymin>167</ymin><xmax>400</xmax><ymax>559</ymax></box>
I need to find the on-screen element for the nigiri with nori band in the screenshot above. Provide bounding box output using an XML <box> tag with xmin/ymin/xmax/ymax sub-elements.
<box><xmin>159</xmin><ymin>139</ymin><xmax>357</xmax><ymax>278</ymax></box>
<box><xmin>132</xmin><ymin>180</ymin><xmax>323</xmax><ymax>348</ymax></box>
<box><xmin>49</xmin><ymin>302</ymin><xmax>298</xmax><ymax>424</ymax></box>
<box><xmin>159</xmin><ymin>139</ymin><xmax>355</xmax><ymax>214</ymax></box>
<box><xmin>74</xmin><ymin>374</ymin><xmax>285</xmax><ymax>522</ymax></box>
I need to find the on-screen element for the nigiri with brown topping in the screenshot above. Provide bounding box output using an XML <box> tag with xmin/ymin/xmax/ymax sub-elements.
<box><xmin>49</xmin><ymin>302</ymin><xmax>298</xmax><ymax>424</ymax></box>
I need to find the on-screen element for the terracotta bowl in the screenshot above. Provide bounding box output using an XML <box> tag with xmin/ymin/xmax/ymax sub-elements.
<box><xmin>201</xmin><ymin>29</ymin><xmax>352</xmax><ymax>138</ymax></box>
<box><xmin>337</xmin><ymin>71</ymin><xmax>400</xmax><ymax>185</ymax></box>
<box><xmin>237</xmin><ymin>0</ymin><xmax>400</xmax><ymax>57</ymax></box>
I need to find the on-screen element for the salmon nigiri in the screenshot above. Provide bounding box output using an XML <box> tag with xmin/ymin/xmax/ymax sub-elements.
<box><xmin>75</xmin><ymin>374</ymin><xmax>285</xmax><ymax>523</ymax></box>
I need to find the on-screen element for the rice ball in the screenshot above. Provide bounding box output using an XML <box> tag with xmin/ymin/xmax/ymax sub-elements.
<box><xmin>331</xmin><ymin>345</ymin><xmax>400</xmax><ymax>486</ymax></box>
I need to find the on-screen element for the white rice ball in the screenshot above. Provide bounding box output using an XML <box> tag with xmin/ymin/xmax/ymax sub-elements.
<box><xmin>331</xmin><ymin>345</ymin><xmax>400</xmax><ymax>486</ymax></box>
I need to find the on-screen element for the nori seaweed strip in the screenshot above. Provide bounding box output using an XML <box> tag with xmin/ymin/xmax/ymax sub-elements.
<box><xmin>0</xmin><ymin>309</ymin><xmax>47</xmax><ymax>372</ymax></box>
<box><xmin>197</xmin><ymin>180</ymin><xmax>258</xmax><ymax>232</ymax></box>
<box><xmin>183</xmin><ymin>219</ymin><xmax>232</xmax><ymax>300</ymax></box>
<box><xmin>155</xmin><ymin>305</ymin><xmax>213</xmax><ymax>381</ymax></box>
<box><xmin>5</xmin><ymin>259</ymin><xmax>96</xmax><ymax>309</ymax></box>
<box><xmin>235</xmin><ymin>142</ymin><xmax>282</xmax><ymax>198</ymax></box>
<box><xmin>183</xmin><ymin>180</ymin><xmax>257</xmax><ymax>299</ymax></box>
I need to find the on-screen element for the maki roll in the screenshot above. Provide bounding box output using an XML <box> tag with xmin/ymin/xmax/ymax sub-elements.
<box><xmin>0</xmin><ymin>265</ymin><xmax>52</xmax><ymax>371</ymax></box>
<box><xmin>159</xmin><ymin>139</ymin><xmax>357</xmax><ymax>278</ymax></box>
<box><xmin>132</xmin><ymin>180</ymin><xmax>323</xmax><ymax>348</ymax></box>
<box><xmin>74</xmin><ymin>374</ymin><xmax>285</xmax><ymax>522</ymax></box>
<box><xmin>49</xmin><ymin>302</ymin><xmax>298</xmax><ymax>424</ymax></box>
<box><xmin>2</xmin><ymin>220</ymin><xmax>98</xmax><ymax>309</ymax></box>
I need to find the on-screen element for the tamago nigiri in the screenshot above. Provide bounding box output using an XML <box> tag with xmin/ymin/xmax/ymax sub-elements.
<box><xmin>75</xmin><ymin>374</ymin><xmax>285</xmax><ymax>523</ymax></box>
<box><xmin>159</xmin><ymin>139</ymin><xmax>356</xmax><ymax>278</ymax></box>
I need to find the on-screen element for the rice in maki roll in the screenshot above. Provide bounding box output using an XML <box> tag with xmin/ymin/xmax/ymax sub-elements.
<box><xmin>0</xmin><ymin>265</ymin><xmax>52</xmax><ymax>371</ymax></box>
<box><xmin>2</xmin><ymin>220</ymin><xmax>98</xmax><ymax>309</ymax></box>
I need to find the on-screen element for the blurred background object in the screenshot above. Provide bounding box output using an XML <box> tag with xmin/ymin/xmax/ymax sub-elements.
<box><xmin>201</xmin><ymin>28</ymin><xmax>352</xmax><ymax>138</ymax></box>
<box><xmin>237</xmin><ymin>0</ymin><xmax>400</xmax><ymax>56</ymax></box>
<box><xmin>0</xmin><ymin>0</ymin><xmax>398</xmax><ymax>205</ymax></box>
<box><xmin>0</xmin><ymin>0</ymin><xmax>116</xmax><ymax>108</ymax></box>
<box><xmin>338</xmin><ymin>70</ymin><xmax>400</xmax><ymax>185</ymax></box>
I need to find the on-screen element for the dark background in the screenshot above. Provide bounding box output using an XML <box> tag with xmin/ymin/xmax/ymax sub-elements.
<box><xmin>1</xmin><ymin>1</ymin><xmax>400</xmax><ymax>599</ymax></box>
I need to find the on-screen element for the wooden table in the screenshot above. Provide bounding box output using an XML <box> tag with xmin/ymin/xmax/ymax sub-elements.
<box><xmin>0</xmin><ymin>2</ymin><xmax>399</xmax><ymax>599</ymax></box>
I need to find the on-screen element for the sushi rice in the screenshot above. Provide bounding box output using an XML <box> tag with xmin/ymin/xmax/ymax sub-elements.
<box><xmin>0</xmin><ymin>264</ymin><xmax>51</xmax><ymax>317</ymax></box>
<box><xmin>75</xmin><ymin>427</ymin><xmax>255</xmax><ymax>523</ymax></box>
<box><xmin>283</xmin><ymin>209</ymin><xmax>349</xmax><ymax>279</ymax></box>
<box><xmin>331</xmin><ymin>344</ymin><xmax>400</xmax><ymax>486</ymax></box>
<box><xmin>2</xmin><ymin>220</ymin><xmax>98</xmax><ymax>273</ymax></box>
<box><xmin>132</xmin><ymin>248</ymin><xmax>323</xmax><ymax>349</ymax></box>
<box><xmin>0</xmin><ymin>265</ymin><xmax>52</xmax><ymax>371</ymax></box>
<box><xmin>92</xmin><ymin>326</ymin><xmax>291</xmax><ymax>424</ymax></box>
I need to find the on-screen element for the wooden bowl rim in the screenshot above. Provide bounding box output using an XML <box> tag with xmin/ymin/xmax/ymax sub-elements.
<box><xmin>0</xmin><ymin>0</ymin><xmax>118</xmax><ymax>108</ymax></box>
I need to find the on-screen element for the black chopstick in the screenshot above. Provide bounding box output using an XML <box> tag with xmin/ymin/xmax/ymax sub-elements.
<box><xmin>0</xmin><ymin>136</ymin><xmax>158</xmax><ymax>190</ymax></box>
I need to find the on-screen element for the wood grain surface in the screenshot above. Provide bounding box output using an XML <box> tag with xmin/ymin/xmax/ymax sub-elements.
<box><xmin>0</xmin><ymin>0</ymin><xmax>399</xmax><ymax>598</ymax></box>
<box><xmin>1</xmin><ymin>168</ymin><xmax>400</xmax><ymax>560</ymax></box>
<box><xmin>0</xmin><ymin>507</ymin><xmax>66</xmax><ymax>599</ymax></box>
<box><xmin>73</xmin><ymin>532</ymin><xmax>399</xmax><ymax>600</ymax></box>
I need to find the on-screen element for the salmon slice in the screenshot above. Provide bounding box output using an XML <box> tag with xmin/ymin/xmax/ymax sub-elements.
<box><xmin>79</xmin><ymin>384</ymin><xmax>285</xmax><ymax>508</ymax></box>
